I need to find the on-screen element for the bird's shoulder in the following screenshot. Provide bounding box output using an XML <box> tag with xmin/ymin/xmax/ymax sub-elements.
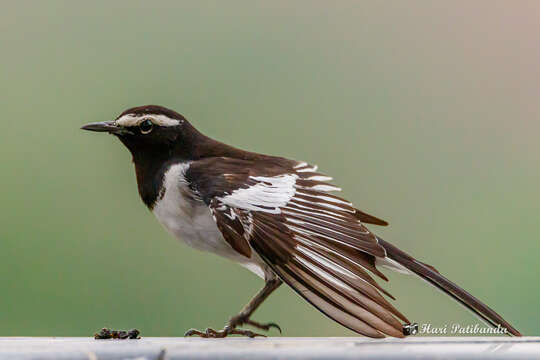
<box><xmin>183</xmin><ymin>156</ymin><xmax>298</xmax><ymax>203</ymax></box>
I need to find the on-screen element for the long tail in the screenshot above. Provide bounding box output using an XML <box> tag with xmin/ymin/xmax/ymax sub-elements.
<box><xmin>377</xmin><ymin>237</ymin><xmax>521</xmax><ymax>336</ymax></box>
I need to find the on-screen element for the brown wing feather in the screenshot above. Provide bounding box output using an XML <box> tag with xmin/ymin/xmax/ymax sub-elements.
<box><xmin>248</xmin><ymin>211</ymin><xmax>406</xmax><ymax>338</ymax></box>
<box><xmin>210</xmin><ymin>200</ymin><xmax>252</xmax><ymax>258</ymax></box>
<box><xmin>203</xmin><ymin>159</ymin><xmax>408</xmax><ymax>337</ymax></box>
<box><xmin>354</xmin><ymin>209</ymin><xmax>389</xmax><ymax>226</ymax></box>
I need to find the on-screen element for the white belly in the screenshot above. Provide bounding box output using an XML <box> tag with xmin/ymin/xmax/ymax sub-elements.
<box><xmin>152</xmin><ymin>163</ymin><xmax>269</xmax><ymax>279</ymax></box>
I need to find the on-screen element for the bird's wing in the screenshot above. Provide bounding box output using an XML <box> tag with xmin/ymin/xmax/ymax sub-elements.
<box><xmin>186</xmin><ymin>157</ymin><xmax>408</xmax><ymax>338</ymax></box>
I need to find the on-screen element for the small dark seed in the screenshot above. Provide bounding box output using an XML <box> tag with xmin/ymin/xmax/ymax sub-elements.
<box><xmin>94</xmin><ymin>328</ymin><xmax>112</xmax><ymax>339</ymax></box>
<box><xmin>128</xmin><ymin>329</ymin><xmax>141</xmax><ymax>339</ymax></box>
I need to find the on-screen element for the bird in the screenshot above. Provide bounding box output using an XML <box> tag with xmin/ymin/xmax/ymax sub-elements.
<box><xmin>82</xmin><ymin>105</ymin><xmax>521</xmax><ymax>338</ymax></box>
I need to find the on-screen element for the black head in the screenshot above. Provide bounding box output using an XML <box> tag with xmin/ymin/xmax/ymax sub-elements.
<box><xmin>82</xmin><ymin>105</ymin><xmax>268</xmax><ymax>207</ymax></box>
<box><xmin>82</xmin><ymin>105</ymin><xmax>202</xmax><ymax>207</ymax></box>
<box><xmin>82</xmin><ymin>105</ymin><xmax>193</xmax><ymax>161</ymax></box>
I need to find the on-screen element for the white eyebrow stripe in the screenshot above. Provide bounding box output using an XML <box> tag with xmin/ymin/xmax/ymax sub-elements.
<box><xmin>116</xmin><ymin>114</ymin><xmax>181</xmax><ymax>127</ymax></box>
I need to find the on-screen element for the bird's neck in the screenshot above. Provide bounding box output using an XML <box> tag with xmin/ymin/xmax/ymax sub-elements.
<box><xmin>132</xmin><ymin>146</ymin><xmax>173</xmax><ymax>209</ymax></box>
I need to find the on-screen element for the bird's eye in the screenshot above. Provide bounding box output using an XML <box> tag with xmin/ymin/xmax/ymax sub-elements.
<box><xmin>139</xmin><ymin>119</ymin><xmax>153</xmax><ymax>134</ymax></box>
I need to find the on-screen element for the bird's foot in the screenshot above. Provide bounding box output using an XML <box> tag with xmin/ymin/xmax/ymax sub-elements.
<box><xmin>242</xmin><ymin>319</ymin><xmax>282</xmax><ymax>333</ymax></box>
<box><xmin>229</xmin><ymin>314</ymin><xmax>282</xmax><ymax>334</ymax></box>
<box><xmin>184</xmin><ymin>326</ymin><xmax>265</xmax><ymax>338</ymax></box>
<box><xmin>184</xmin><ymin>313</ymin><xmax>281</xmax><ymax>338</ymax></box>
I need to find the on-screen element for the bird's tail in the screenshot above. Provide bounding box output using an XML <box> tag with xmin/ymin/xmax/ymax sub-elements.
<box><xmin>377</xmin><ymin>237</ymin><xmax>522</xmax><ymax>337</ymax></box>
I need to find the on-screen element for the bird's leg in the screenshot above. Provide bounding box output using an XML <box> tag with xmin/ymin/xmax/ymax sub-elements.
<box><xmin>227</xmin><ymin>278</ymin><xmax>282</xmax><ymax>332</ymax></box>
<box><xmin>185</xmin><ymin>278</ymin><xmax>282</xmax><ymax>338</ymax></box>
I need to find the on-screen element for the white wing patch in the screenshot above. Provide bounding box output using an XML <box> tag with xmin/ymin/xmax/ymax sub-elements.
<box><xmin>217</xmin><ymin>164</ymin><xmax>345</xmax><ymax>217</ymax></box>
<box><xmin>219</xmin><ymin>174</ymin><xmax>298</xmax><ymax>214</ymax></box>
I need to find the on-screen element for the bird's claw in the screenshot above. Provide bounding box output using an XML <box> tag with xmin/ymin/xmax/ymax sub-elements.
<box><xmin>185</xmin><ymin>315</ymin><xmax>282</xmax><ymax>338</ymax></box>
<box><xmin>228</xmin><ymin>314</ymin><xmax>282</xmax><ymax>334</ymax></box>
<box><xmin>244</xmin><ymin>320</ymin><xmax>282</xmax><ymax>334</ymax></box>
<box><xmin>184</xmin><ymin>327</ymin><xmax>266</xmax><ymax>338</ymax></box>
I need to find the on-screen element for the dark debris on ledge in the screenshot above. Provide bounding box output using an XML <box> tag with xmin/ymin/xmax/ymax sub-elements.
<box><xmin>94</xmin><ymin>328</ymin><xmax>140</xmax><ymax>340</ymax></box>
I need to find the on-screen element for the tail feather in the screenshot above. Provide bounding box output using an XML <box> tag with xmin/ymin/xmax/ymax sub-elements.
<box><xmin>377</xmin><ymin>237</ymin><xmax>522</xmax><ymax>337</ymax></box>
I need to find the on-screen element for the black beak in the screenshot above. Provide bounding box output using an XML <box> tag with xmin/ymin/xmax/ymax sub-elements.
<box><xmin>81</xmin><ymin>121</ymin><xmax>130</xmax><ymax>134</ymax></box>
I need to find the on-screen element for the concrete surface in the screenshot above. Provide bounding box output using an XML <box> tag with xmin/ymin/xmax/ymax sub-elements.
<box><xmin>0</xmin><ymin>337</ymin><xmax>539</xmax><ymax>360</ymax></box>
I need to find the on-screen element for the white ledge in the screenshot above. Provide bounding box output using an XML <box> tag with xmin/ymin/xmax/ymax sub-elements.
<box><xmin>0</xmin><ymin>337</ymin><xmax>539</xmax><ymax>360</ymax></box>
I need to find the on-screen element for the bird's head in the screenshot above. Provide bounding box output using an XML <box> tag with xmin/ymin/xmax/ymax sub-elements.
<box><xmin>82</xmin><ymin>105</ymin><xmax>191</xmax><ymax>160</ymax></box>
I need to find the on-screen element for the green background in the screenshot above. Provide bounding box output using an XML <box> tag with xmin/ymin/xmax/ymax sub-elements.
<box><xmin>1</xmin><ymin>1</ymin><xmax>538</xmax><ymax>337</ymax></box>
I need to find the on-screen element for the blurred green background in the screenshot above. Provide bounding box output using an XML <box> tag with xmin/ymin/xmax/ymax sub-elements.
<box><xmin>1</xmin><ymin>1</ymin><xmax>538</xmax><ymax>337</ymax></box>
